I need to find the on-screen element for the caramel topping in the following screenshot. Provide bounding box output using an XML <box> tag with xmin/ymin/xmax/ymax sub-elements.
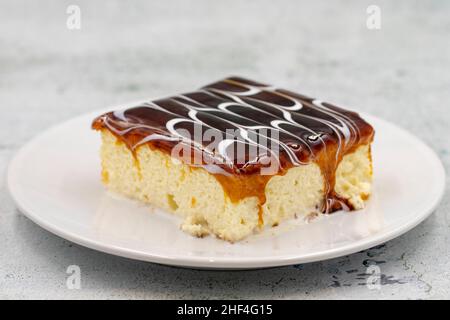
<box><xmin>93</xmin><ymin>77</ymin><xmax>374</xmax><ymax>213</ymax></box>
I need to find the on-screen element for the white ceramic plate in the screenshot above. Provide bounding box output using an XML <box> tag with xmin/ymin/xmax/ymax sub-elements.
<box><xmin>7</xmin><ymin>107</ymin><xmax>445</xmax><ymax>269</ymax></box>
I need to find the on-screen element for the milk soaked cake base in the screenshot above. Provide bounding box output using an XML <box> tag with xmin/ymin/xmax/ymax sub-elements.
<box><xmin>98</xmin><ymin>129</ymin><xmax>372</xmax><ymax>242</ymax></box>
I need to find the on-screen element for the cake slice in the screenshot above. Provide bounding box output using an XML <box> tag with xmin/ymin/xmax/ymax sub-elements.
<box><xmin>92</xmin><ymin>77</ymin><xmax>374</xmax><ymax>242</ymax></box>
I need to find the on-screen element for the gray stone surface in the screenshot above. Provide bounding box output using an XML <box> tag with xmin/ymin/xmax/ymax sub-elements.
<box><xmin>0</xmin><ymin>0</ymin><xmax>449</xmax><ymax>299</ymax></box>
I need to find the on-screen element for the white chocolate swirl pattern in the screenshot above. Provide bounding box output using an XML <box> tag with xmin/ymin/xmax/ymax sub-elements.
<box><xmin>93</xmin><ymin>77</ymin><xmax>374</xmax><ymax>212</ymax></box>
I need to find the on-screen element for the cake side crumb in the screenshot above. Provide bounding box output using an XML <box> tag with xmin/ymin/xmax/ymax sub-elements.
<box><xmin>98</xmin><ymin>129</ymin><xmax>372</xmax><ymax>242</ymax></box>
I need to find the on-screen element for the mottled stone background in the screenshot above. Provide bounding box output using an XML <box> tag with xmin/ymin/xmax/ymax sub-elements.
<box><xmin>1</xmin><ymin>0</ymin><xmax>449</xmax><ymax>299</ymax></box>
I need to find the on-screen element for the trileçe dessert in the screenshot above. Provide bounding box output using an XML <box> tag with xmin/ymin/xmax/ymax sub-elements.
<box><xmin>92</xmin><ymin>77</ymin><xmax>374</xmax><ymax>242</ymax></box>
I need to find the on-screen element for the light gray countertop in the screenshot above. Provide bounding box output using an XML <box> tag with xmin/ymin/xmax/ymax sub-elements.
<box><xmin>1</xmin><ymin>0</ymin><xmax>449</xmax><ymax>299</ymax></box>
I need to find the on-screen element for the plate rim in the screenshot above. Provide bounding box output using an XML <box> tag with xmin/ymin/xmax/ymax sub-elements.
<box><xmin>7</xmin><ymin>109</ymin><xmax>447</xmax><ymax>269</ymax></box>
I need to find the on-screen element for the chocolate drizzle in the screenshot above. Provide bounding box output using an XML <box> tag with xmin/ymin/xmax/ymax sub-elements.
<box><xmin>93</xmin><ymin>77</ymin><xmax>374</xmax><ymax>214</ymax></box>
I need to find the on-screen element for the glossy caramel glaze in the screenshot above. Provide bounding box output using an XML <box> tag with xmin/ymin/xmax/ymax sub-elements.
<box><xmin>93</xmin><ymin>77</ymin><xmax>374</xmax><ymax>214</ymax></box>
